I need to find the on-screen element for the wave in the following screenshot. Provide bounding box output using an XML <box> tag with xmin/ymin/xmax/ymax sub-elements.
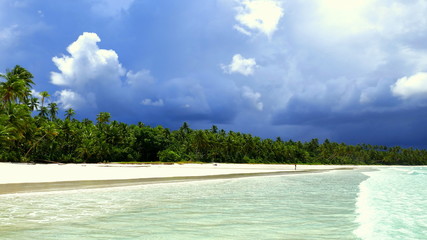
<box><xmin>392</xmin><ymin>166</ymin><xmax>427</xmax><ymax>174</ymax></box>
<box><xmin>353</xmin><ymin>171</ymin><xmax>376</xmax><ymax>239</ymax></box>
<box><xmin>354</xmin><ymin>167</ymin><xmax>427</xmax><ymax>240</ymax></box>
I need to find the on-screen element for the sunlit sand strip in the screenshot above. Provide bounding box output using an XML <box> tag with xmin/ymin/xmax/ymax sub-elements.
<box><xmin>0</xmin><ymin>163</ymin><xmax>360</xmax><ymax>194</ymax></box>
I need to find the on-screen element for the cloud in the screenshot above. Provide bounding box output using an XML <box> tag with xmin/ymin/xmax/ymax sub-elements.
<box><xmin>391</xmin><ymin>72</ymin><xmax>427</xmax><ymax>99</ymax></box>
<box><xmin>126</xmin><ymin>70</ymin><xmax>154</xmax><ymax>87</ymax></box>
<box><xmin>398</xmin><ymin>48</ymin><xmax>427</xmax><ymax>73</ymax></box>
<box><xmin>315</xmin><ymin>0</ymin><xmax>374</xmax><ymax>35</ymax></box>
<box><xmin>372</xmin><ymin>1</ymin><xmax>427</xmax><ymax>39</ymax></box>
<box><xmin>30</xmin><ymin>89</ymin><xmax>41</xmax><ymax>98</ymax></box>
<box><xmin>89</xmin><ymin>0</ymin><xmax>135</xmax><ymax>18</ymax></box>
<box><xmin>50</xmin><ymin>32</ymin><xmax>140</xmax><ymax>112</ymax></box>
<box><xmin>141</xmin><ymin>98</ymin><xmax>164</xmax><ymax>107</ymax></box>
<box><xmin>160</xmin><ymin>78</ymin><xmax>212</xmax><ymax>118</ymax></box>
<box><xmin>8</xmin><ymin>0</ymin><xmax>427</xmax><ymax>148</ymax></box>
<box><xmin>49</xmin><ymin>32</ymin><xmax>239</xmax><ymax>125</ymax></box>
<box><xmin>51</xmin><ymin>32</ymin><xmax>125</xmax><ymax>88</ymax></box>
<box><xmin>55</xmin><ymin>89</ymin><xmax>91</xmax><ymax>110</ymax></box>
<box><xmin>10</xmin><ymin>1</ymin><xmax>28</xmax><ymax>8</ymax></box>
<box><xmin>242</xmin><ymin>86</ymin><xmax>263</xmax><ymax>111</ymax></box>
<box><xmin>222</xmin><ymin>54</ymin><xmax>257</xmax><ymax>76</ymax></box>
<box><xmin>233</xmin><ymin>24</ymin><xmax>252</xmax><ymax>36</ymax></box>
<box><xmin>272</xmin><ymin>98</ymin><xmax>427</xmax><ymax>147</ymax></box>
<box><xmin>235</xmin><ymin>0</ymin><xmax>284</xmax><ymax>37</ymax></box>
<box><xmin>0</xmin><ymin>24</ymin><xmax>19</xmax><ymax>41</ymax></box>
<box><xmin>0</xmin><ymin>24</ymin><xmax>22</xmax><ymax>48</ymax></box>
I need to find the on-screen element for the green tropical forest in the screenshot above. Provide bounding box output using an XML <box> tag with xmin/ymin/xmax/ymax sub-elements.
<box><xmin>1</xmin><ymin>65</ymin><xmax>426</xmax><ymax>165</ymax></box>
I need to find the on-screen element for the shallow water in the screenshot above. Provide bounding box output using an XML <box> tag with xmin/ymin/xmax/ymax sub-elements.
<box><xmin>0</xmin><ymin>167</ymin><xmax>425</xmax><ymax>239</ymax></box>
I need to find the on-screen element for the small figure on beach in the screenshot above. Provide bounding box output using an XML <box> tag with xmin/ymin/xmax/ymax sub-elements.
<box><xmin>294</xmin><ymin>164</ymin><xmax>297</xmax><ymax>170</ymax></box>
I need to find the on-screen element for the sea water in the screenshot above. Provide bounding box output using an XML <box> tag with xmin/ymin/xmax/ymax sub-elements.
<box><xmin>0</xmin><ymin>167</ymin><xmax>425</xmax><ymax>239</ymax></box>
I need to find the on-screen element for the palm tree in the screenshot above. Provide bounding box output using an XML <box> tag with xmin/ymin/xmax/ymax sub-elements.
<box><xmin>40</xmin><ymin>91</ymin><xmax>50</xmax><ymax>107</ymax></box>
<box><xmin>24</xmin><ymin>121</ymin><xmax>58</xmax><ymax>160</ymax></box>
<box><xmin>9</xmin><ymin>65</ymin><xmax>34</xmax><ymax>88</ymax></box>
<box><xmin>180</xmin><ymin>122</ymin><xmax>190</xmax><ymax>134</ymax></box>
<box><xmin>48</xmin><ymin>102</ymin><xmax>58</xmax><ymax>120</ymax></box>
<box><xmin>6</xmin><ymin>103</ymin><xmax>32</xmax><ymax>140</ymax></box>
<box><xmin>0</xmin><ymin>65</ymin><xmax>34</xmax><ymax>106</ymax></box>
<box><xmin>38</xmin><ymin>106</ymin><xmax>48</xmax><ymax>119</ymax></box>
<box><xmin>28</xmin><ymin>97</ymin><xmax>40</xmax><ymax>111</ymax></box>
<box><xmin>96</xmin><ymin>112</ymin><xmax>111</xmax><ymax>125</ymax></box>
<box><xmin>192</xmin><ymin>130</ymin><xmax>210</xmax><ymax>161</ymax></box>
<box><xmin>0</xmin><ymin>114</ymin><xmax>16</xmax><ymax>143</ymax></box>
<box><xmin>210</xmin><ymin>125</ymin><xmax>218</xmax><ymax>134</ymax></box>
<box><xmin>82</xmin><ymin>118</ymin><xmax>93</xmax><ymax>125</ymax></box>
<box><xmin>0</xmin><ymin>75</ymin><xmax>27</xmax><ymax>108</ymax></box>
<box><xmin>65</xmin><ymin>108</ymin><xmax>75</xmax><ymax>121</ymax></box>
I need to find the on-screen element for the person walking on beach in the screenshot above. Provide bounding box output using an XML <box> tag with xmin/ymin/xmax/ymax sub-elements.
<box><xmin>294</xmin><ymin>164</ymin><xmax>297</xmax><ymax>170</ymax></box>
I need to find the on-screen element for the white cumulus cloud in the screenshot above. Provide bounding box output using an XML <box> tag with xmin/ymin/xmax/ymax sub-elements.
<box><xmin>391</xmin><ymin>72</ymin><xmax>427</xmax><ymax>99</ymax></box>
<box><xmin>50</xmin><ymin>32</ymin><xmax>157</xmax><ymax>112</ymax></box>
<box><xmin>222</xmin><ymin>54</ymin><xmax>257</xmax><ymax>76</ymax></box>
<box><xmin>51</xmin><ymin>32</ymin><xmax>125</xmax><ymax>88</ymax></box>
<box><xmin>55</xmin><ymin>89</ymin><xmax>91</xmax><ymax>110</ymax></box>
<box><xmin>235</xmin><ymin>0</ymin><xmax>284</xmax><ymax>37</ymax></box>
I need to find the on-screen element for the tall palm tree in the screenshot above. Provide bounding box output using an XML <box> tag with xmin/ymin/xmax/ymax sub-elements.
<box><xmin>38</xmin><ymin>106</ymin><xmax>49</xmax><ymax>119</ymax></box>
<box><xmin>48</xmin><ymin>102</ymin><xmax>58</xmax><ymax>120</ymax></box>
<box><xmin>179</xmin><ymin>122</ymin><xmax>191</xmax><ymax>135</ymax></box>
<box><xmin>65</xmin><ymin>108</ymin><xmax>75</xmax><ymax>121</ymax></box>
<box><xmin>210</xmin><ymin>125</ymin><xmax>218</xmax><ymax>134</ymax></box>
<box><xmin>28</xmin><ymin>97</ymin><xmax>40</xmax><ymax>111</ymax></box>
<box><xmin>40</xmin><ymin>91</ymin><xmax>50</xmax><ymax>107</ymax></box>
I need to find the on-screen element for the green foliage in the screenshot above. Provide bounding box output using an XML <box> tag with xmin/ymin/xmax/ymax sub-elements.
<box><xmin>158</xmin><ymin>149</ymin><xmax>181</xmax><ymax>162</ymax></box>
<box><xmin>1</xmin><ymin>65</ymin><xmax>427</xmax><ymax>165</ymax></box>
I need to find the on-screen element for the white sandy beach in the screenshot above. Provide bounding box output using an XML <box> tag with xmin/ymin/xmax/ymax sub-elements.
<box><xmin>0</xmin><ymin>163</ymin><xmax>361</xmax><ymax>184</ymax></box>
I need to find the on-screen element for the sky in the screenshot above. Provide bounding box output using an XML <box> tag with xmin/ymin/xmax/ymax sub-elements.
<box><xmin>1</xmin><ymin>0</ymin><xmax>427</xmax><ymax>148</ymax></box>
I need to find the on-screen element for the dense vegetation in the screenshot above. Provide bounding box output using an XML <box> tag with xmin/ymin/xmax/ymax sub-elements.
<box><xmin>1</xmin><ymin>65</ymin><xmax>426</xmax><ymax>165</ymax></box>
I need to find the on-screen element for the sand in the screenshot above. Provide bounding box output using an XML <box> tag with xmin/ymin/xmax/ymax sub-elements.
<box><xmin>0</xmin><ymin>163</ymin><xmax>363</xmax><ymax>194</ymax></box>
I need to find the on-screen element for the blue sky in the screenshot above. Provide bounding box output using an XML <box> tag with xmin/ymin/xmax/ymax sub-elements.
<box><xmin>2</xmin><ymin>0</ymin><xmax>427</xmax><ymax>148</ymax></box>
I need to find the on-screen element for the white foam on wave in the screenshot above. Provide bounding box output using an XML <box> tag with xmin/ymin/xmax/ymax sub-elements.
<box><xmin>353</xmin><ymin>170</ymin><xmax>377</xmax><ymax>239</ymax></box>
<box><xmin>354</xmin><ymin>167</ymin><xmax>427</xmax><ymax>239</ymax></box>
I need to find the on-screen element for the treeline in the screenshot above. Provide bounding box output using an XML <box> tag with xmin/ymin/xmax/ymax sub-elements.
<box><xmin>1</xmin><ymin>65</ymin><xmax>427</xmax><ymax>165</ymax></box>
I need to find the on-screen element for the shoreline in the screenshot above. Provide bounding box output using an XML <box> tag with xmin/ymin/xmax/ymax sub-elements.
<box><xmin>0</xmin><ymin>163</ymin><xmax>367</xmax><ymax>195</ymax></box>
<box><xmin>0</xmin><ymin>169</ymin><xmax>334</xmax><ymax>195</ymax></box>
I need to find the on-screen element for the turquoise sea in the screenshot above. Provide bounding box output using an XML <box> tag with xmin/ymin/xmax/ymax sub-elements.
<box><xmin>0</xmin><ymin>167</ymin><xmax>426</xmax><ymax>239</ymax></box>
